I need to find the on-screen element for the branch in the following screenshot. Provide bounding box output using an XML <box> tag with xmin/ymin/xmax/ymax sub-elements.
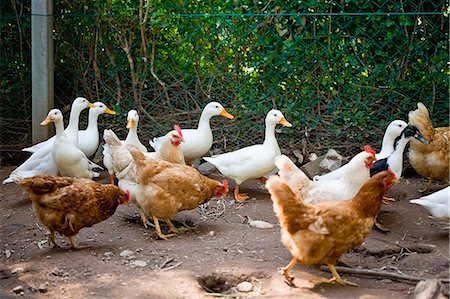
<box><xmin>320</xmin><ymin>266</ymin><xmax>450</xmax><ymax>284</ymax></box>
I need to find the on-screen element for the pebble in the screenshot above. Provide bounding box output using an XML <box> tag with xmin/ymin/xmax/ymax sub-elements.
<box><xmin>236</xmin><ymin>281</ymin><xmax>253</xmax><ymax>293</ymax></box>
<box><xmin>208</xmin><ymin>231</ymin><xmax>216</xmax><ymax>237</ymax></box>
<box><xmin>120</xmin><ymin>250</ymin><xmax>134</xmax><ymax>258</ymax></box>
<box><xmin>104</xmin><ymin>252</ymin><xmax>113</xmax><ymax>257</ymax></box>
<box><xmin>130</xmin><ymin>260</ymin><xmax>147</xmax><ymax>267</ymax></box>
<box><xmin>38</xmin><ymin>286</ymin><xmax>48</xmax><ymax>293</ymax></box>
<box><xmin>12</xmin><ymin>286</ymin><xmax>24</xmax><ymax>293</ymax></box>
<box><xmin>11</xmin><ymin>267</ymin><xmax>24</xmax><ymax>274</ymax></box>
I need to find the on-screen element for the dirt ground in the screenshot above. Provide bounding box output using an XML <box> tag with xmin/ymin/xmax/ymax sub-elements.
<box><xmin>1</xmin><ymin>165</ymin><xmax>449</xmax><ymax>299</ymax></box>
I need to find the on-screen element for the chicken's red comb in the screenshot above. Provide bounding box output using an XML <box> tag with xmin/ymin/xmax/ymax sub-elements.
<box><xmin>173</xmin><ymin>124</ymin><xmax>183</xmax><ymax>137</ymax></box>
<box><xmin>222</xmin><ymin>179</ymin><xmax>229</xmax><ymax>193</ymax></box>
<box><xmin>364</xmin><ymin>145</ymin><xmax>376</xmax><ymax>157</ymax></box>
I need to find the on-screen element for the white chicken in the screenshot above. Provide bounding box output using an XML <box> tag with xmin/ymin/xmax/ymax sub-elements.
<box><xmin>314</xmin><ymin>120</ymin><xmax>407</xmax><ymax>181</ymax></box>
<box><xmin>276</xmin><ymin>145</ymin><xmax>377</xmax><ymax>204</ymax></box>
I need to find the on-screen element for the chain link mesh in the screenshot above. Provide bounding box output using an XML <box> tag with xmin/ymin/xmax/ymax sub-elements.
<box><xmin>1</xmin><ymin>1</ymin><xmax>448</xmax><ymax>163</ymax></box>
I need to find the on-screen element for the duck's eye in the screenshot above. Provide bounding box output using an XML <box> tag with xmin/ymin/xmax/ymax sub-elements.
<box><xmin>215</xmin><ymin>105</ymin><xmax>219</xmax><ymax>108</ymax></box>
<box><xmin>274</xmin><ymin>113</ymin><xmax>278</xmax><ymax>117</ymax></box>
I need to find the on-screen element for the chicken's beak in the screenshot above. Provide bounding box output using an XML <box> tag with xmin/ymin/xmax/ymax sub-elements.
<box><xmin>105</xmin><ymin>107</ymin><xmax>116</xmax><ymax>115</ymax></box>
<box><xmin>278</xmin><ymin>117</ymin><xmax>292</xmax><ymax>128</ymax></box>
<box><xmin>40</xmin><ymin>116</ymin><xmax>53</xmax><ymax>126</ymax></box>
<box><xmin>127</xmin><ymin>119</ymin><xmax>135</xmax><ymax>129</ymax></box>
<box><xmin>220</xmin><ymin>109</ymin><xmax>234</xmax><ymax>119</ymax></box>
<box><xmin>87</xmin><ymin>102</ymin><xmax>95</xmax><ymax>108</ymax></box>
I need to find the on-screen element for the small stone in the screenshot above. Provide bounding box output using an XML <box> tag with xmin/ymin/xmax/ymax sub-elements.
<box><xmin>11</xmin><ymin>267</ymin><xmax>24</xmax><ymax>274</ymax></box>
<box><xmin>12</xmin><ymin>286</ymin><xmax>24</xmax><ymax>294</ymax></box>
<box><xmin>308</xmin><ymin>153</ymin><xmax>318</xmax><ymax>161</ymax></box>
<box><xmin>119</xmin><ymin>250</ymin><xmax>134</xmax><ymax>258</ymax></box>
<box><xmin>292</xmin><ymin>149</ymin><xmax>304</xmax><ymax>164</ymax></box>
<box><xmin>5</xmin><ymin>249</ymin><xmax>12</xmax><ymax>259</ymax></box>
<box><xmin>38</xmin><ymin>286</ymin><xmax>48</xmax><ymax>293</ymax></box>
<box><xmin>208</xmin><ymin>231</ymin><xmax>216</xmax><ymax>237</ymax></box>
<box><xmin>104</xmin><ymin>252</ymin><xmax>113</xmax><ymax>257</ymax></box>
<box><xmin>236</xmin><ymin>281</ymin><xmax>253</xmax><ymax>293</ymax></box>
<box><xmin>413</xmin><ymin>279</ymin><xmax>443</xmax><ymax>299</ymax></box>
<box><xmin>130</xmin><ymin>260</ymin><xmax>147</xmax><ymax>267</ymax></box>
<box><xmin>46</xmin><ymin>255</ymin><xmax>51</xmax><ymax>259</ymax></box>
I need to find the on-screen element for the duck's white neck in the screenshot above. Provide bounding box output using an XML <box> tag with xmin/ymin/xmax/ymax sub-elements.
<box><xmin>125</xmin><ymin>127</ymin><xmax>140</xmax><ymax>144</ymax></box>
<box><xmin>387</xmin><ymin>136</ymin><xmax>410</xmax><ymax>178</ymax></box>
<box><xmin>54</xmin><ymin>119</ymin><xmax>67</xmax><ymax>140</ymax></box>
<box><xmin>197</xmin><ymin>112</ymin><xmax>212</xmax><ymax>131</ymax></box>
<box><xmin>263</xmin><ymin>122</ymin><xmax>278</xmax><ymax>146</ymax></box>
<box><xmin>379</xmin><ymin>133</ymin><xmax>395</xmax><ymax>158</ymax></box>
<box><xmin>86</xmin><ymin>111</ymin><xmax>100</xmax><ymax>133</ymax></box>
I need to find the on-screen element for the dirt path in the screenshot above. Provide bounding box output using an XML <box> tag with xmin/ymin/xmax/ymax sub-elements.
<box><xmin>1</xmin><ymin>166</ymin><xmax>448</xmax><ymax>298</ymax></box>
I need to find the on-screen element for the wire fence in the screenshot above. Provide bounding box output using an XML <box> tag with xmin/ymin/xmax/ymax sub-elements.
<box><xmin>1</xmin><ymin>1</ymin><xmax>449</xmax><ymax>164</ymax></box>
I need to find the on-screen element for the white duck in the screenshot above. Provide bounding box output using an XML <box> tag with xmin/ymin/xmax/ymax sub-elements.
<box><xmin>41</xmin><ymin>109</ymin><xmax>99</xmax><ymax>179</ymax></box>
<box><xmin>22</xmin><ymin>97</ymin><xmax>94</xmax><ymax>152</ymax></box>
<box><xmin>314</xmin><ymin>119</ymin><xmax>408</xmax><ymax>182</ymax></box>
<box><xmin>149</xmin><ymin>102</ymin><xmax>234</xmax><ymax>164</ymax></box>
<box><xmin>103</xmin><ymin>110</ymin><xmax>147</xmax><ymax>184</ymax></box>
<box><xmin>410</xmin><ymin>187</ymin><xmax>450</xmax><ymax>222</ymax></box>
<box><xmin>2</xmin><ymin>147</ymin><xmax>58</xmax><ymax>184</ymax></box>
<box><xmin>204</xmin><ymin>109</ymin><xmax>292</xmax><ymax>201</ymax></box>
<box><xmin>78</xmin><ymin>102</ymin><xmax>116</xmax><ymax>157</ymax></box>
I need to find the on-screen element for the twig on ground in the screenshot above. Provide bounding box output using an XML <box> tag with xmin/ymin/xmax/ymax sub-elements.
<box><xmin>320</xmin><ymin>266</ymin><xmax>450</xmax><ymax>284</ymax></box>
<box><xmin>160</xmin><ymin>262</ymin><xmax>182</xmax><ymax>272</ymax></box>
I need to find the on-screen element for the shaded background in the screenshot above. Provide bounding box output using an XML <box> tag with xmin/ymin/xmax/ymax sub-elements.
<box><xmin>1</xmin><ymin>0</ymin><xmax>448</xmax><ymax>163</ymax></box>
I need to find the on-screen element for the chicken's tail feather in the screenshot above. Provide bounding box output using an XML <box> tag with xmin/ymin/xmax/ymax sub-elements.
<box><xmin>103</xmin><ymin>129</ymin><xmax>122</xmax><ymax>147</ymax></box>
<box><xmin>274</xmin><ymin>155</ymin><xmax>310</xmax><ymax>192</ymax></box>
<box><xmin>267</xmin><ymin>175</ymin><xmax>307</xmax><ymax>235</ymax></box>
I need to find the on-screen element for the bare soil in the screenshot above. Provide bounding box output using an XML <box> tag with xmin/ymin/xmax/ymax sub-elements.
<box><xmin>1</xmin><ymin>166</ymin><xmax>449</xmax><ymax>299</ymax></box>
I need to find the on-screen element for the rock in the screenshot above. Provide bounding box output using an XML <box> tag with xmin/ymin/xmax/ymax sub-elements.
<box><xmin>104</xmin><ymin>252</ymin><xmax>113</xmax><ymax>257</ymax></box>
<box><xmin>11</xmin><ymin>267</ymin><xmax>24</xmax><ymax>274</ymax></box>
<box><xmin>413</xmin><ymin>279</ymin><xmax>445</xmax><ymax>299</ymax></box>
<box><xmin>12</xmin><ymin>285</ymin><xmax>24</xmax><ymax>294</ymax></box>
<box><xmin>5</xmin><ymin>249</ymin><xmax>11</xmax><ymax>259</ymax></box>
<box><xmin>198</xmin><ymin>162</ymin><xmax>216</xmax><ymax>175</ymax></box>
<box><xmin>292</xmin><ymin>149</ymin><xmax>304</xmax><ymax>164</ymax></box>
<box><xmin>119</xmin><ymin>250</ymin><xmax>134</xmax><ymax>258</ymax></box>
<box><xmin>319</xmin><ymin>149</ymin><xmax>343</xmax><ymax>174</ymax></box>
<box><xmin>38</xmin><ymin>286</ymin><xmax>48</xmax><ymax>293</ymax></box>
<box><xmin>236</xmin><ymin>281</ymin><xmax>253</xmax><ymax>293</ymax></box>
<box><xmin>300</xmin><ymin>154</ymin><xmax>327</xmax><ymax>178</ymax></box>
<box><xmin>308</xmin><ymin>153</ymin><xmax>318</xmax><ymax>161</ymax></box>
<box><xmin>130</xmin><ymin>260</ymin><xmax>147</xmax><ymax>267</ymax></box>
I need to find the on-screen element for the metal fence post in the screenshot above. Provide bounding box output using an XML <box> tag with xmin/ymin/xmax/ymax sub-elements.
<box><xmin>31</xmin><ymin>0</ymin><xmax>54</xmax><ymax>143</ymax></box>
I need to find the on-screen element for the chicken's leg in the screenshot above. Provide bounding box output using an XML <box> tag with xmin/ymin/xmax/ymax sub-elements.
<box><xmin>327</xmin><ymin>264</ymin><xmax>357</xmax><ymax>286</ymax></box>
<box><xmin>138</xmin><ymin>207</ymin><xmax>154</xmax><ymax>228</ymax></box>
<box><xmin>278</xmin><ymin>258</ymin><xmax>297</xmax><ymax>287</ymax></box>
<box><xmin>419</xmin><ymin>178</ymin><xmax>433</xmax><ymax>193</ymax></box>
<box><xmin>234</xmin><ymin>184</ymin><xmax>249</xmax><ymax>202</ymax></box>
<box><xmin>48</xmin><ymin>231</ymin><xmax>61</xmax><ymax>249</ymax></box>
<box><xmin>152</xmin><ymin>214</ymin><xmax>175</xmax><ymax>240</ymax></box>
<box><xmin>165</xmin><ymin>219</ymin><xmax>188</xmax><ymax>234</ymax></box>
<box><xmin>381</xmin><ymin>196</ymin><xmax>395</xmax><ymax>205</ymax></box>
<box><xmin>67</xmin><ymin>236</ymin><xmax>85</xmax><ymax>250</ymax></box>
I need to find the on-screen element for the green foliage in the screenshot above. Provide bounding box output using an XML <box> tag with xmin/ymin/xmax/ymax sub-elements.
<box><xmin>1</xmin><ymin>0</ymin><xmax>449</xmax><ymax>156</ymax></box>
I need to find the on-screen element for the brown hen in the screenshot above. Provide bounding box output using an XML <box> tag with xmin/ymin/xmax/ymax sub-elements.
<box><xmin>129</xmin><ymin>148</ymin><xmax>228</xmax><ymax>240</ymax></box>
<box><xmin>408</xmin><ymin>102</ymin><xmax>449</xmax><ymax>193</ymax></box>
<box><xmin>267</xmin><ymin>170</ymin><xmax>397</xmax><ymax>286</ymax></box>
<box><xmin>19</xmin><ymin>175</ymin><xmax>130</xmax><ymax>249</ymax></box>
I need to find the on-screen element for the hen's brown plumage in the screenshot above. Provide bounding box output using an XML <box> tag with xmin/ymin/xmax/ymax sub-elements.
<box><xmin>19</xmin><ymin>175</ymin><xmax>129</xmax><ymax>249</ymax></box>
<box><xmin>129</xmin><ymin>148</ymin><xmax>228</xmax><ymax>239</ymax></box>
<box><xmin>408</xmin><ymin>102</ymin><xmax>450</xmax><ymax>192</ymax></box>
<box><xmin>267</xmin><ymin>170</ymin><xmax>396</xmax><ymax>286</ymax></box>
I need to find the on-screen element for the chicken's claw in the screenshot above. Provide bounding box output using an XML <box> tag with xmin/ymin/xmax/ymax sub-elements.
<box><xmin>278</xmin><ymin>258</ymin><xmax>298</xmax><ymax>287</ymax></box>
<box><xmin>327</xmin><ymin>264</ymin><xmax>358</xmax><ymax>286</ymax></box>
<box><xmin>67</xmin><ymin>236</ymin><xmax>87</xmax><ymax>250</ymax></box>
<box><xmin>48</xmin><ymin>231</ymin><xmax>62</xmax><ymax>249</ymax></box>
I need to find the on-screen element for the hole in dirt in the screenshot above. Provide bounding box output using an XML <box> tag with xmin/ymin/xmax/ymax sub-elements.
<box><xmin>197</xmin><ymin>272</ymin><xmax>268</xmax><ymax>294</ymax></box>
<box><xmin>198</xmin><ymin>274</ymin><xmax>236</xmax><ymax>293</ymax></box>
